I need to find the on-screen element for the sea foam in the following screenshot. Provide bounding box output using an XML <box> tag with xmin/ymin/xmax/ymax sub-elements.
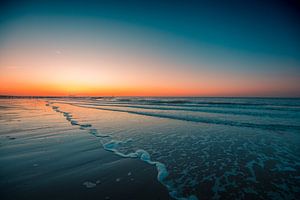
<box><xmin>47</xmin><ymin>101</ymin><xmax>198</xmax><ymax>200</ymax></box>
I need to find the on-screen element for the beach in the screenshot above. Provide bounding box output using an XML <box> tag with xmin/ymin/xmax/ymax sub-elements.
<box><xmin>1</xmin><ymin>1</ymin><xmax>299</xmax><ymax>199</ymax></box>
<box><xmin>0</xmin><ymin>97</ymin><xmax>300</xmax><ymax>199</ymax></box>
<box><xmin>0</xmin><ymin>99</ymin><xmax>170</xmax><ymax>200</ymax></box>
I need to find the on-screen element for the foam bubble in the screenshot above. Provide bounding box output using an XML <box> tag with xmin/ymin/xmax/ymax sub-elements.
<box><xmin>83</xmin><ymin>181</ymin><xmax>96</xmax><ymax>188</ymax></box>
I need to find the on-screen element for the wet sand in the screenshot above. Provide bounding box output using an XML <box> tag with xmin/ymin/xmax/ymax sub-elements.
<box><xmin>0</xmin><ymin>99</ymin><xmax>170</xmax><ymax>200</ymax></box>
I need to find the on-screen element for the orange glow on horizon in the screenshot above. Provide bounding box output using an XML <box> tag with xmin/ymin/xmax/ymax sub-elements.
<box><xmin>1</xmin><ymin>43</ymin><xmax>299</xmax><ymax>97</ymax></box>
<box><xmin>1</xmin><ymin>79</ymin><xmax>297</xmax><ymax>97</ymax></box>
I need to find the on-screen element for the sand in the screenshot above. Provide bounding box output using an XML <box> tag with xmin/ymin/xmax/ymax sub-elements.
<box><xmin>0</xmin><ymin>99</ymin><xmax>170</xmax><ymax>200</ymax></box>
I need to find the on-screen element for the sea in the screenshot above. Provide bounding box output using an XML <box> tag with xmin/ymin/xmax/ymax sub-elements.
<box><xmin>0</xmin><ymin>97</ymin><xmax>299</xmax><ymax>199</ymax></box>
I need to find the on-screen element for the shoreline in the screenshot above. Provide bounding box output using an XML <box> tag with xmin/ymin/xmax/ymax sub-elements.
<box><xmin>0</xmin><ymin>99</ymin><xmax>171</xmax><ymax>200</ymax></box>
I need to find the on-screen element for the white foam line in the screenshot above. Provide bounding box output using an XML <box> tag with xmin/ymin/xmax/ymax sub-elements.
<box><xmin>46</xmin><ymin>101</ymin><xmax>198</xmax><ymax>200</ymax></box>
<box><xmin>102</xmin><ymin>140</ymin><xmax>197</xmax><ymax>200</ymax></box>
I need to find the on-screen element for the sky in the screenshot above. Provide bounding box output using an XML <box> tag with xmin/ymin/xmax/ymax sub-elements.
<box><xmin>0</xmin><ymin>0</ymin><xmax>300</xmax><ymax>97</ymax></box>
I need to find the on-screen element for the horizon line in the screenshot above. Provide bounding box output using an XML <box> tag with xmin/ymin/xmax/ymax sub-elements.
<box><xmin>1</xmin><ymin>95</ymin><xmax>300</xmax><ymax>99</ymax></box>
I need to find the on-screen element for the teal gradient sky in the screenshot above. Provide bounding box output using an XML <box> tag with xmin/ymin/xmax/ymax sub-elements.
<box><xmin>0</xmin><ymin>0</ymin><xmax>300</xmax><ymax>96</ymax></box>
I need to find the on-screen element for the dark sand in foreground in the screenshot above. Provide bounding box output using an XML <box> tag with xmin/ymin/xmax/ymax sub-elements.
<box><xmin>0</xmin><ymin>99</ymin><xmax>170</xmax><ymax>200</ymax></box>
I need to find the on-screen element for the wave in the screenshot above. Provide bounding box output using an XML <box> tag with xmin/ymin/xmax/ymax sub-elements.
<box><xmin>99</xmin><ymin>102</ymin><xmax>300</xmax><ymax>113</ymax></box>
<box><xmin>64</xmin><ymin>102</ymin><xmax>298</xmax><ymax>118</ymax></box>
<box><xmin>114</xmin><ymin>97</ymin><xmax>300</xmax><ymax>107</ymax></box>
<box><xmin>71</xmin><ymin>104</ymin><xmax>300</xmax><ymax>132</ymax></box>
<box><xmin>52</xmin><ymin>98</ymin><xmax>300</xmax><ymax>112</ymax></box>
<box><xmin>46</xmin><ymin>101</ymin><xmax>197</xmax><ymax>200</ymax></box>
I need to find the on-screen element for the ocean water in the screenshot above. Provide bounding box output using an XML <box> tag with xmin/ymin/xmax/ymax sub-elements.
<box><xmin>1</xmin><ymin>97</ymin><xmax>300</xmax><ymax>199</ymax></box>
